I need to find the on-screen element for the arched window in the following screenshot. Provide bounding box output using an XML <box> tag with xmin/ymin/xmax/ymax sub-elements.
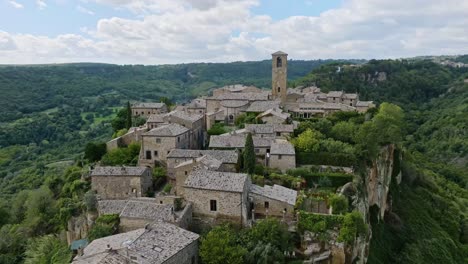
<box><xmin>276</xmin><ymin>57</ymin><xmax>282</xmax><ymax>67</ymax></box>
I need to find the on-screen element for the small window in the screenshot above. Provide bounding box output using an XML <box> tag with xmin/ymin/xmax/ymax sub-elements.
<box><xmin>276</xmin><ymin>132</ymin><xmax>281</xmax><ymax>136</ymax></box>
<box><xmin>229</xmin><ymin>115</ymin><xmax>234</xmax><ymax>120</ymax></box>
<box><xmin>154</xmin><ymin>151</ymin><xmax>158</xmax><ymax>157</ymax></box>
<box><xmin>132</xmin><ymin>188</ymin><xmax>136</xmax><ymax>193</ymax></box>
<box><xmin>178</xmin><ymin>137</ymin><xmax>180</xmax><ymax>142</ymax></box>
<box><xmin>210</xmin><ymin>200</ymin><xmax>217</xmax><ymax>211</ymax></box>
<box><xmin>277</xmin><ymin>87</ymin><xmax>281</xmax><ymax>93</ymax></box>
<box><xmin>276</xmin><ymin>57</ymin><xmax>282</xmax><ymax>67</ymax></box>
<box><xmin>264</xmin><ymin>201</ymin><xmax>269</xmax><ymax>209</ymax></box>
<box><xmin>278</xmin><ymin>154</ymin><xmax>282</xmax><ymax>160</ymax></box>
<box><xmin>148</xmin><ymin>111</ymin><xmax>150</xmax><ymax>114</ymax></box>
<box><xmin>130</xmin><ymin>256</ymin><xmax>137</xmax><ymax>261</ymax></box>
<box><xmin>160</xmin><ymin>201</ymin><xmax>163</xmax><ymax>204</ymax></box>
<box><xmin>185</xmin><ymin>171</ymin><xmax>188</xmax><ymax>175</ymax></box>
<box><xmin>156</xmin><ymin>138</ymin><xmax>161</xmax><ymax>143</ymax></box>
<box><xmin>146</xmin><ymin>150</ymin><xmax>152</xmax><ymax>159</ymax></box>
<box><xmin>255</xmin><ymin>148</ymin><xmax>259</xmax><ymax>153</ymax></box>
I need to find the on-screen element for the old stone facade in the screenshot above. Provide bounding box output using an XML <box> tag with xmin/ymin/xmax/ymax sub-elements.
<box><xmin>249</xmin><ymin>184</ymin><xmax>297</xmax><ymax>220</ymax></box>
<box><xmin>139</xmin><ymin>123</ymin><xmax>190</xmax><ymax>166</ymax></box>
<box><xmin>132</xmin><ymin>102</ymin><xmax>168</xmax><ymax>118</ymax></box>
<box><xmin>271</xmin><ymin>51</ymin><xmax>288</xmax><ymax>103</ymax></box>
<box><xmin>267</xmin><ymin>139</ymin><xmax>296</xmax><ymax>172</ymax></box>
<box><xmin>91</xmin><ymin>166</ymin><xmax>152</xmax><ymax>199</ymax></box>
<box><xmin>183</xmin><ymin>169</ymin><xmax>251</xmax><ymax>226</ymax></box>
<box><xmin>72</xmin><ymin>222</ymin><xmax>199</xmax><ymax>264</ymax></box>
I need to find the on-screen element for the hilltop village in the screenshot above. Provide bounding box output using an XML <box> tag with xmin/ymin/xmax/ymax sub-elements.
<box><xmin>72</xmin><ymin>52</ymin><xmax>375</xmax><ymax>264</ymax></box>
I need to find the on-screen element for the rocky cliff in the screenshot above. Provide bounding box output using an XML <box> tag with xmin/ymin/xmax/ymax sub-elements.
<box><xmin>348</xmin><ymin>144</ymin><xmax>401</xmax><ymax>263</ymax></box>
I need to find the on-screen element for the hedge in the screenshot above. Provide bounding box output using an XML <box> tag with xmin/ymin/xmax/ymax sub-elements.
<box><xmin>287</xmin><ymin>168</ymin><xmax>353</xmax><ymax>188</ymax></box>
<box><xmin>297</xmin><ymin>211</ymin><xmax>344</xmax><ymax>233</ymax></box>
<box><xmin>296</xmin><ymin>152</ymin><xmax>356</xmax><ymax>167</ymax></box>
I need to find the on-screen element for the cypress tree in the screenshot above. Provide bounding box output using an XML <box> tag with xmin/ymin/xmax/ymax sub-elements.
<box><xmin>243</xmin><ymin>133</ymin><xmax>255</xmax><ymax>174</ymax></box>
<box><xmin>126</xmin><ymin>101</ymin><xmax>132</xmax><ymax>129</ymax></box>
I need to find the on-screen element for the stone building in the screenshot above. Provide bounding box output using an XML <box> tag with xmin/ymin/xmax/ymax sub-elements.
<box><xmin>209</xmin><ymin>134</ymin><xmax>272</xmax><ymax>159</ymax></box>
<box><xmin>245</xmin><ymin>124</ymin><xmax>294</xmax><ymax>139</ymax></box>
<box><xmin>257</xmin><ymin>108</ymin><xmax>291</xmax><ymax>124</ymax></box>
<box><xmin>212</xmin><ymin>84</ymin><xmax>262</xmax><ymax>97</ymax></box>
<box><xmin>245</xmin><ymin>100</ymin><xmax>281</xmax><ymax>114</ymax></box>
<box><xmin>139</xmin><ymin>123</ymin><xmax>190</xmax><ymax>167</ymax></box>
<box><xmin>267</xmin><ymin>139</ymin><xmax>296</xmax><ymax>172</ymax></box>
<box><xmin>183</xmin><ymin>168</ymin><xmax>251</xmax><ymax>226</ymax></box>
<box><xmin>90</xmin><ymin>166</ymin><xmax>152</xmax><ymax>200</ymax></box>
<box><xmin>250</xmin><ymin>184</ymin><xmax>297</xmax><ymax>220</ymax></box>
<box><xmin>271</xmin><ymin>51</ymin><xmax>288</xmax><ymax>103</ymax></box>
<box><xmin>172</xmin><ymin>155</ymin><xmax>223</xmax><ymax>196</ymax></box>
<box><xmin>145</xmin><ymin>110</ymin><xmax>206</xmax><ymax>149</ymax></box>
<box><xmin>106</xmin><ymin>126</ymin><xmax>147</xmax><ymax>151</ymax></box>
<box><xmin>166</xmin><ymin>149</ymin><xmax>239</xmax><ymax>175</ymax></box>
<box><xmin>97</xmin><ymin>198</ymin><xmax>193</xmax><ymax>231</ymax></box>
<box><xmin>72</xmin><ymin>221</ymin><xmax>199</xmax><ymax>264</ymax></box>
<box><xmin>132</xmin><ymin>102</ymin><xmax>168</xmax><ymax>118</ymax></box>
<box><xmin>356</xmin><ymin>101</ymin><xmax>376</xmax><ymax>113</ymax></box>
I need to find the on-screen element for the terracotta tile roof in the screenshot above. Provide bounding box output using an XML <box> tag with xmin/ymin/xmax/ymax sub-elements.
<box><xmin>73</xmin><ymin>222</ymin><xmax>199</xmax><ymax>264</ymax></box>
<box><xmin>167</xmin><ymin>149</ymin><xmax>239</xmax><ymax>164</ymax></box>
<box><xmin>246</xmin><ymin>101</ymin><xmax>281</xmax><ymax>112</ymax></box>
<box><xmin>144</xmin><ymin>123</ymin><xmax>189</xmax><ymax>137</ymax></box>
<box><xmin>209</xmin><ymin>135</ymin><xmax>272</xmax><ymax>149</ymax></box>
<box><xmin>250</xmin><ymin>184</ymin><xmax>297</xmax><ymax>205</ymax></box>
<box><xmin>270</xmin><ymin>139</ymin><xmax>295</xmax><ymax>155</ymax></box>
<box><xmin>184</xmin><ymin>168</ymin><xmax>248</xmax><ymax>193</ymax></box>
<box><xmin>132</xmin><ymin>102</ymin><xmax>166</xmax><ymax>109</ymax></box>
<box><xmin>91</xmin><ymin>166</ymin><xmax>149</xmax><ymax>177</ymax></box>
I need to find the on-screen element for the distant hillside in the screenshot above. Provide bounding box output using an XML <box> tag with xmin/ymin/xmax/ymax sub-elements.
<box><xmin>0</xmin><ymin>60</ymin><xmax>345</xmax><ymax>123</ymax></box>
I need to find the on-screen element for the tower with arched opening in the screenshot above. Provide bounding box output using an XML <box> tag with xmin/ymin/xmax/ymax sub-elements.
<box><xmin>271</xmin><ymin>51</ymin><xmax>288</xmax><ymax>103</ymax></box>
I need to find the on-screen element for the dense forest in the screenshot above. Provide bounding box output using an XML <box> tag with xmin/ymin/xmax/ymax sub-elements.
<box><xmin>0</xmin><ymin>57</ymin><xmax>467</xmax><ymax>263</ymax></box>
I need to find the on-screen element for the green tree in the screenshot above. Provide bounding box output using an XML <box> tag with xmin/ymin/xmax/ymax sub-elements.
<box><xmin>84</xmin><ymin>142</ymin><xmax>107</xmax><ymax>162</ymax></box>
<box><xmin>200</xmin><ymin>225</ymin><xmax>247</xmax><ymax>264</ymax></box>
<box><xmin>245</xmin><ymin>242</ymin><xmax>284</xmax><ymax>264</ymax></box>
<box><xmin>111</xmin><ymin>107</ymin><xmax>128</xmax><ymax>132</ymax></box>
<box><xmin>126</xmin><ymin>101</ymin><xmax>132</xmax><ymax>129</ymax></box>
<box><xmin>23</xmin><ymin>187</ymin><xmax>57</xmax><ymax>235</ymax></box>
<box><xmin>246</xmin><ymin>218</ymin><xmax>291</xmax><ymax>251</ymax></box>
<box><xmin>100</xmin><ymin>143</ymin><xmax>140</xmax><ymax>166</ymax></box>
<box><xmin>329</xmin><ymin>194</ymin><xmax>349</xmax><ymax>215</ymax></box>
<box><xmin>373</xmin><ymin>102</ymin><xmax>404</xmax><ymax>145</ymax></box>
<box><xmin>207</xmin><ymin>123</ymin><xmax>227</xmax><ymax>135</ymax></box>
<box><xmin>243</xmin><ymin>133</ymin><xmax>255</xmax><ymax>174</ymax></box>
<box><xmin>331</xmin><ymin>121</ymin><xmax>357</xmax><ymax>143</ymax></box>
<box><xmin>83</xmin><ymin>191</ymin><xmax>98</xmax><ymax>212</ymax></box>
<box><xmin>24</xmin><ymin>235</ymin><xmax>71</xmax><ymax>264</ymax></box>
<box><xmin>338</xmin><ymin>211</ymin><xmax>367</xmax><ymax>245</ymax></box>
<box><xmin>292</xmin><ymin>129</ymin><xmax>324</xmax><ymax>152</ymax></box>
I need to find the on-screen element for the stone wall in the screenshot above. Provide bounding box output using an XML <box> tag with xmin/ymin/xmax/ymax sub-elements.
<box><xmin>132</xmin><ymin>105</ymin><xmax>168</xmax><ymax>118</ymax></box>
<box><xmin>175</xmin><ymin>203</ymin><xmax>193</xmax><ymax>230</ymax></box>
<box><xmin>269</xmin><ymin>154</ymin><xmax>296</xmax><ymax>172</ymax></box>
<box><xmin>141</xmin><ymin>132</ymin><xmax>190</xmax><ymax>164</ymax></box>
<box><xmin>92</xmin><ymin>175</ymin><xmax>152</xmax><ymax>200</ymax></box>
<box><xmin>250</xmin><ymin>193</ymin><xmax>295</xmax><ymax>219</ymax></box>
<box><xmin>163</xmin><ymin>240</ymin><xmax>199</xmax><ymax>264</ymax></box>
<box><xmin>183</xmin><ymin>187</ymin><xmax>247</xmax><ymax>226</ymax></box>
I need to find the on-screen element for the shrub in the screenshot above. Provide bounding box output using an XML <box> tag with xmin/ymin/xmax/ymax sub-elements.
<box><xmin>163</xmin><ymin>184</ymin><xmax>172</xmax><ymax>194</ymax></box>
<box><xmin>207</xmin><ymin>123</ymin><xmax>227</xmax><ymax>135</ymax></box>
<box><xmin>296</xmin><ymin>152</ymin><xmax>356</xmax><ymax>167</ymax></box>
<box><xmin>329</xmin><ymin>194</ymin><xmax>349</xmax><ymax>215</ymax></box>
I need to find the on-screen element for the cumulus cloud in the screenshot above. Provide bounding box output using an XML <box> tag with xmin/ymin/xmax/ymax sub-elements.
<box><xmin>36</xmin><ymin>0</ymin><xmax>47</xmax><ymax>10</ymax></box>
<box><xmin>1</xmin><ymin>0</ymin><xmax>468</xmax><ymax>64</ymax></box>
<box><xmin>8</xmin><ymin>1</ymin><xmax>23</xmax><ymax>9</ymax></box>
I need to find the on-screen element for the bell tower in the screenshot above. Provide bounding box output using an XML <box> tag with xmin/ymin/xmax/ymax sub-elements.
<box><xmin>271</xmin><ymin>51</ymin><xmax>288</xmax><ymax>103</ymax></box>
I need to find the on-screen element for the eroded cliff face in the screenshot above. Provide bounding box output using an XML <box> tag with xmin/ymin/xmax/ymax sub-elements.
<box><xmin>350</xmin><ymin>144</ymin><xmax>401</xmax><ymax>263</ymax></box>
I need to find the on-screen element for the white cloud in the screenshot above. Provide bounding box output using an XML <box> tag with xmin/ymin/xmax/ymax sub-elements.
<box><xmin>1</xmin><ymin>0</ymin><xmax>468</xmax><ymax>64</ymax></box>
<box><xmin>36</xmin><ymin>0</ymin><xmax>47</xmax><ymax>10</ymax></box>
<box><xmin>77</xmin><ymin>5</ymin><xmax>95</xmax><ymax>15</ymax></box>
<box><xmin>8</xmin><ymin>1</ymin><xmax>23</xmax><ymax>9</ymax></box>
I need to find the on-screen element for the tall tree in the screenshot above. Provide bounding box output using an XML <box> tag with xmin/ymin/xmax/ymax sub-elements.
<box><xmin>243</xmin><ymin>133</ymin><xmax>255</xmax><ymax>174</ymax></box>
<box><xmin>200</xmin><ymin>225</ymin><xmax>247</xmax><ymax>264</ymax></box>
<box><xmin>126</xmin><ymin>101</ymin><xmax>132</xmax><ymax>129</ymax></box>
<box><xmin>24</xmin><ymin>235</ymin><xmax>71</xmax><ymax>264</ymax></box>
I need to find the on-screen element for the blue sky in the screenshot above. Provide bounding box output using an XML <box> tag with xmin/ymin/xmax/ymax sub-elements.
<box><xmin>0</xmin><ymin>0</ymin><xmax>342</xmax><ymax>37</ymax></box>
<box><xmin>0</xmin><ymin>0</ymin><xmax>467</xmax><ymax>64</ymax></box>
